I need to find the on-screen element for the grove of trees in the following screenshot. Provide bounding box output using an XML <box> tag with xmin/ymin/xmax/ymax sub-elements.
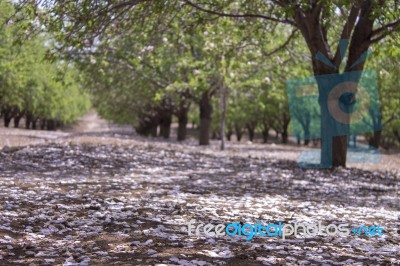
<box><xmin>0</xmin><ymin>1</ymin><xmax>90</xmax><ymax>130</ymax></box>
<box><xmin>5</xmin><ymin>0</ymin><xmax>400</xmax><ymax>168</ymax></box>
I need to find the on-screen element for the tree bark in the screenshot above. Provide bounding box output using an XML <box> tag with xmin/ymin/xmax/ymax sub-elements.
<box><xmin>262</xmin><ymin>128</ymin><xmax>269</xmax><ymax>143</ymax></box>
<box><xmin>226</xmin><ymin>130</ymin><xmax>232</xmax><ymax>141</ymax></box>
<box><xmin>32</xmin><ymin>118</ymin><xmax>38</xmax><ymax>130</ymax></box>
<box><xmin>25</xmin><ymin>113</ymin><xmax>32</xmax><ymax>129</ymax></box>
<box><xmin>159</xmin><ymin>115</ymin><xmax>172</xmax><ymax>139</ymax></box>
<box><xmin>47</xmin><ymin>119</ymin><xmax>56</xmax><ymax>130</ymax></box>
<box><xmin>176</xmin><ymin>97</ymin><xmax>190</xmax><ymax>141</ymax></box>
<box><xmin>219</xmin><ymin>81</ymin><xmax>227</xmax><ymax>150</ymax></box>
<box><xmin>234</xmin><ymin>124</ymin><xmax>242</xmax><ymax>142</ymax></box>
<box><xmin>281</xmin><ymin>113</ymin><xmax>290</xmax><ymax>144</ymax></box>
<box><xmin>40</xmin><ymin>119</ymin><xmax>47</xmax><ymax>130</ymax></box>
<box><xmin>150</xmin><ymin>125</ymin><xmax>158</xmax><ymax>137</ymax></box>
<box><xmin>14</xmin><ymin>113</ymin><xmax>23</xmax><ymax>128</ymax></box>
<box><xmin>368</xmin><ymin>130</ymin><xmax>381</xmax><ymax>148</ymax></box>
<box><xmin>199</xmin><ymin>91</ymin><xmax>213</xmax><ymax>145</ymax></box>
<box><xmin>3</xmin><ymin>108</ymin><xmax>13</xmax><ymax>128</ymax></box>
<box><xmin>247</xmin><ymin>125</ymin><xmax>255</xmax><ymax>142</ymax></box>
<box><xmin>393</xmin><ymin>130</ymin><xmax>400</xmax><ymax>145</ymax></box>
<box><xmin>177</xmin><ymin>114</ymin><xmax>188</xmax><ymax>141</ymax></box>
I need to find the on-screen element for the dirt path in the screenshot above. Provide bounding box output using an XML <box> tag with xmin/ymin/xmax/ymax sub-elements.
<box><xmin>0</xmin><ymin>110</ymin><xmax>399</xmax><ymax>174</ymax></box>
<box><xmin>0</xmin><ymin>110</ymin><xmax>133</xmax><ymax>148</ymax></box>
<box><xmin>0</xmin><ymin>139</ymin><xmax>399</xmax><ymax>265</ymax></box>
<box><xmin>0</xmin><ymin>110</ymin><xmax>399</xmax><ymax>265</ymax></box>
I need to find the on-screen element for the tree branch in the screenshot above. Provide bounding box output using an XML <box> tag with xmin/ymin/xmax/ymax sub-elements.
<box><xmin>371</xmin><ymin>19</ymin><xmax>400</xmax><ymax>43</ymax></box>
<box><xmin>262</xmin><ymin>29</ymin><xmax>298</xmax><ymax>57</ymax></box>
<box><xmin>332</xmin><ymin>5</ymin><xmax>360</xmax><ymax>68</ymax></box>
<box><xmin>183</xmin><ymin>0</ymin><xmax>295</xmax><ymax>25</ymax></box>
<box><xmin>344</xmin><ymin>1</ymin><xmax>375</xmax><ymax>72</ymax></box>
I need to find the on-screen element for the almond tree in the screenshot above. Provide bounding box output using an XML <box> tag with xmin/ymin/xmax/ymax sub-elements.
<box><xmin>184</xmin><ymin>0</ymin><xmax>400</xmax><ymax>167</ymax></box>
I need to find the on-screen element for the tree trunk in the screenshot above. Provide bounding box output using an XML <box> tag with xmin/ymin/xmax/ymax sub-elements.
<box><xmin>47</xmin><ymin>119</ymin><xmax>56</xmax><ymax>130</ymax></box>
<box><xmin>3</xmin><ymin>108</ymin><xmax>12</xmax><ymax>128</ymax></box>
<box><xmin>302</xmin><ymin>121</ymin><xmax>310</xmax><ymax>146</ymax></box>
<box><xmin>235</xmin><ymin>124</ymin><xmax>242</xmax><ymax>142</ymax></box>
<box><xmin>40</xmin><ymin>119</ymin><xmax>46</xmax><ymax>130</ymax></box>
<box><xmin>281</xmin><ymin>113</ymin><xmax>290</xmax><ymax>144</ymax></box>
<box><xmin>177</xmin><ymin>114</ymin><xmax>188</xmax><ymax>141</ymax></box>
<box><xmin>211</xmin><ymin>131</ymin><xmax>218</xmax><ymax>140</ymax></box>
<box><xmin>368</xmin><ymin>130</ymin><xmax>381</xmax><ymax>148</ymax></box>
<box><xmin>32</xmin><ymin>119</ymin><xmax>38</xmax><ymax>130</ymax></box>
<box><xmin>262</xmin><ymin>128</ymin><xmax>269</xmax><ymax>143</ymax></box>
<box><xmin>4</xmin><ymin>117</ymin><xmax>11</xmax><ymax>127</ymax></box>
<box><xmin>318</xmin><ymin>76</ymin><xmax>350</xmax><ymax>168</ymax></box>
<box><xmin>247</xmin><ymin>125</ymin><xmax>255</xmax><ymax>142</ymax></box>
<box><xmin>282</xmin><ymin>131</ymin><xmax>288</xmax><ymax>144</ymax></box>
<box><xmin>219</xmin><ymin>82</ymin><xmax>227</xmax><ymax>150</ymax></box>
<box><xmin>159</xmin><ymin>114</ymin><xmax>172</xmax><ymax>139</ymax></box>
<box><xmin>394</xmin><ymin>130</ymin><xmax>400</xmax><ymax>145</ymax></box>
<box><xmin>199</xmin><ymin>91</ymin><xmax>213</xmax><ymax>145</ymax></box>
<box><xmin>226</xmin><ymin>128</ymin><xmax>233</xmax><ymax>141</ymax></box>
<box><xmin>25</xmin><ymin>113</ymin><xmax>32</xmax><ymax>129</ymax></box>
<box><xmin>150</xmin><ymin>125</ymin><xmax>158</xmax><ymax>137</ymax></box>
<box><xmin>319</xmin><ymin>97</ymin><xmax>348</xmax><ymax>168</ymax></box>
<box><xmin>14</xmin><ymin>113</ymin><xmax>23</xmax><ymax>128</ymax></box>
<box><xmin>176</xmin><ymin>97</ymin><xmax>190</xmax><ymax>141</ymax></box>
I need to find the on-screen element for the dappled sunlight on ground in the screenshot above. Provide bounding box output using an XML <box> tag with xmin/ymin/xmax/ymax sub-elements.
<box><xmin>0</xmin><ymin>111</ymin><xmax>399</xmax><ymax>264</ymax></box>
<box><xmin>0</xmin><ymin>142</ymin><xmax>399</xmax><ymax>265</ymax></box>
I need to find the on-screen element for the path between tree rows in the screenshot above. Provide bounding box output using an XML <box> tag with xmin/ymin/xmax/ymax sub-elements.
<box><xmin>0</xmin><ymin>110</ymin><xmax>399</xmax><ymax>265</ymax></box>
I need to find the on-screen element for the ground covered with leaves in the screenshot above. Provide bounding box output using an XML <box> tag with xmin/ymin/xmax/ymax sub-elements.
<box><xmin>0</xmin><ymin>139</ymin><xmax>399</xmax><ymax>265</ymax></box>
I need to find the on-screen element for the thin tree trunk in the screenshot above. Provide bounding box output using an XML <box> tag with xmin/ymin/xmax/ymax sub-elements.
<box><xmin>262</xmin><ymin>128</ymin><xmax>269</xmax><ymax>143</ymax></box>
<box><xmin>159</xmin><ymin>114</ymin><xmax>172</xmax><ymax>139</ymax></box>
<box><xmin>177</xmin><ymin>114</ymin><xmax>188</xmax><ymax>141</ymax></box>
<box><xmin>247</xmin><ymin>125</ymin><xmax>255</xmax><ymax>142</ymax></box>
<box><xmin>47</xmin><ymin>119</ymin><xmax>56</xmax><ymax>130</ymax></box>
<box><xmin>281</xmin><ymin>113</ymin><xmax>290</xmax><ymax>144</ymax></box>
<box><xmin>219</xmin><ymin>82</ymin><xmax>227</xmax><ymax>150</ymax></box>
<box><xmin>40</xmin><ymin>119</ymin><xmax>46</xmax><ymax>130</ymax></box>
<box><xmin>3</xmin><ymin>108</ymin><xmax>13</xmax><ymax>128</ymax></box>
<box><xmin>25</xmin><ymin>113</ymin><xmax>32</xmax><ymax>129</ymax></box>
<box><xmin>235</xmin><ymin>124</ymin><xmax>242</xmax><ymax>142</ymax></box>
<box><xmin>368</xmin><ymin>130</ymin><xmax>381</xmax><ymax>148</ymax></box>
<box><xmin>176</xmin><ymin>95</ymin><xmax>190</xmax><ymax>141</ymax></box>
<box><xmin>199</xmin><ymin>91</ymin><xmax>212</xmax><ymax>145</ymax></box>
<box><xmin>226</xmin><ymin>128</ymin><xmax>233</xmax><ymax>141</ymax></box>
<box><xmin>14</xmin><ymin>112</ymin><xmax>23</xmax><ymax>128</ymax></box>
<box><xmin>32</xmin><ymin>119</ymin><xmax>38</xmax><ymax>130</ymax></box>
<box><xmin>150</xmin><ymin>125</ymin><xmax>158</xmax><ymax>137</ymax></box>
<box><xmin>282</xmin><ymin>131</ymin><xmax>288</xmax><ymax>144</ymax></box>
<box><xmin>393</xmin><ymin>130</ymin><xmax>400</xmax><ymax>144</ymax></box>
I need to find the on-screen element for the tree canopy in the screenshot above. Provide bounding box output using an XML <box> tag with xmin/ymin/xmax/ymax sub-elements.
<box><xmin>6</xmin><ymin>0</ymin><xmax>400</xmax><ymax>167</ymax></box>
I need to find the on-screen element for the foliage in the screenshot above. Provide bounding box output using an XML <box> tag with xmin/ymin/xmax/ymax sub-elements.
<box><xmin>0</xmin><ymin>1</ymin><xmax>90</xmax><ymax>128</ymax></box>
